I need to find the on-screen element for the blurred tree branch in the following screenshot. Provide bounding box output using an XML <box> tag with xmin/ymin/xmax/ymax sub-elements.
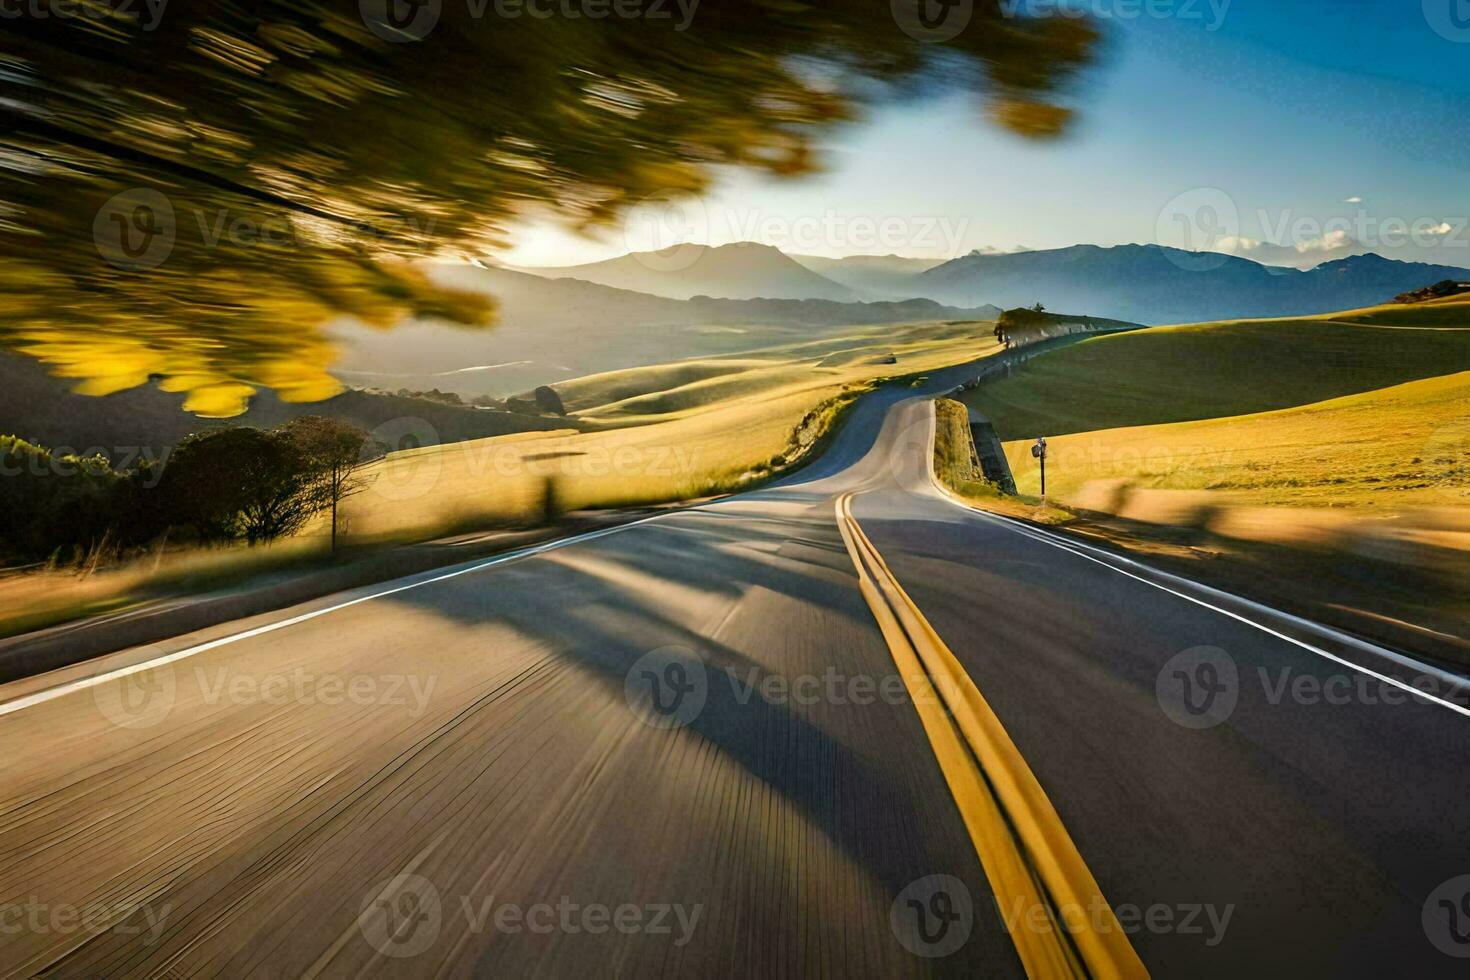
<box><xmin>0</xmin><ymin>0</ymin><xmax>1097</xmax><ymax>415</ymax></box>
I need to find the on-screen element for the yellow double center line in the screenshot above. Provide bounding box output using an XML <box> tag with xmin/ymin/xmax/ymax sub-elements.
<box><xmin>835</xmin><ymin>491</ymin><xmax>1147</xmax><ymax>979</ymax></box>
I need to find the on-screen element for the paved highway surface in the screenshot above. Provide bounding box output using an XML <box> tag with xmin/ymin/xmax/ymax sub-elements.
<box><xmin>1</xmin><ymin>356</ymin><xmax>1468</xmax><ymax>978</ymax></box>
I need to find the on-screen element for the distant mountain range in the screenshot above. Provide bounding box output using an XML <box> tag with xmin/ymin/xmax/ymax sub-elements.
<box><xmin>912</xmin><ymin>245</ymin><xmax>1470</xmax><ymax>324</ymax></box>
<box><xmin>787</xmin><ymin>253</ymin><xmax>946</xmax><ymax>297</ymax></box>
<box><xmin>515</xmin><ymin>242</ymin><xmax>862</xmax><ymax>301</ymax></box>
<box><xmin>515</xmin><ymin>240</ymin><xmax>1470</xmax><ymax>326</ymax></box>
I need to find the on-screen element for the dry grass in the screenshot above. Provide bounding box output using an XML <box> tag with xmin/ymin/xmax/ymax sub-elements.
<box><xmin>0</xmin><ymin>321</ymin><xmax>998</xmax><ymax>639</ymax></box>
<box><xmin>1002</xmin><ymin>371</ymin><xmax>1470</xmax><ymax>513</ymax></box>
<box><xmin>341</xmin><ymin>324</ymin><xmax>997</xmax><ymax>540</ymax></box>
<box><xmin>962</xmin><ymin>298</ymin><xmax>1470</xmax><ymax>438</ymax></box>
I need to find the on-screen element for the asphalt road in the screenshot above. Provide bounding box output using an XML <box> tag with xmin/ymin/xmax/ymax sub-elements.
<box><xmin>2</xmin><ymin>358</ymin><xmax>1468</xmax><ymax>978</ymax></box>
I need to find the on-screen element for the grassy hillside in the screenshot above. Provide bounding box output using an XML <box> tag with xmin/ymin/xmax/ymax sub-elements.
<box><xmin>962</xmin><ymin>299</ymin><xmax>1470</xmax><ymax>439</ymax></box>
<box><xmin>342</xmin><ymin>322</ymin><xmax>998</xmax><ymax>539</ymax></box>
<box><xmin>547</xmin><ymin>319</ymin><xmax>990</xmax><ymax>421</ymax></box>
<box><xmin>1003</xmin><ymin>371</ymin><xmax>1469</xmax><ymax>511</ymax></box>
<box><xmin>332</xmin><ymin>262</ymin><xmax>999</xmax><ymax>399</ymax></box>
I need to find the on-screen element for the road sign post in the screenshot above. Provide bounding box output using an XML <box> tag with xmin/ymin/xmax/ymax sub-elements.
<box><xmin>1030</xmin><ymin>437</ymin><xmax>1048</xmax><ymax>503</ymax></box>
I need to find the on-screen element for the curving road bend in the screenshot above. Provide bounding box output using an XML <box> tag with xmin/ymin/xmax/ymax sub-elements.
<box><xmin>1</xmin><ymin>357</ymin><xmax>1468</xmax><ymax>978</ymax></box>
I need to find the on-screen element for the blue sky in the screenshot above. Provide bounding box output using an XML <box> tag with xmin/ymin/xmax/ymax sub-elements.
<box><xmin>502</xmin><ymin>0</ymin><xmax>1470</xmax><ymax>269</ymax></box>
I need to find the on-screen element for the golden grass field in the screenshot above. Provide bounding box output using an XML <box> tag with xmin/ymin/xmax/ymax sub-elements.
<box><xmin>1003</xmin><ymin>371</ymin><xmax>1469</xmax><ymax>512</ymax></box>
<box><xmin>341</xmin><ymin>321</ymin><xmax>998</xmax><ymax>540</ymax></box>
<box><xmin>959</xmin><ymin>298</ymin><xmax>1470</xmax><ymax>517</ymax></box>
<box><xmin>964</xmin><ymin>296</ymin><xmax>1470</xmax><ymax>438</ymax></box>
<box><xmin>0</xmin><ymin>321</ymin><xmax>996</xmax><ymax>638</ymax></box>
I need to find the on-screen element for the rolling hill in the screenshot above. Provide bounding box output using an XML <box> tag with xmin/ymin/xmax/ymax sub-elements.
<box><xmin>960</xmin><ymin>296</ymin><xmax>1470</xmax><ymax>439</ymax></box>
<box><xmin>517</xmin><ymin>241</ymin><xmax>860</xmax><ymax>301</ymax></box>
<box><xmin>916</xmin><ymin>244</ymin><xmax>1470</xmax><ymax>325</ymax></box>
<box><xmin>330</xmin><ymin>262</ymin><xmax>1000</xmax><ymax>397</ymax></box>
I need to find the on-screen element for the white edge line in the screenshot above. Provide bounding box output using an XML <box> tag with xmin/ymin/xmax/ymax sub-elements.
<box><xmin>0</xmin><ymin>509</ymin><xmax>687</xmax><ymax>718</ymax></box>
<box><xmin>927</xmin><ymin>476</ymin><xmax>1470</xmax><ymax>719</ymax></box>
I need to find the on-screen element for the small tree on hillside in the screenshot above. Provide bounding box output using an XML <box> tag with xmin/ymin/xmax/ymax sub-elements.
<box><xmin>285</xmin><ymin>416</ymin><xmax>375</xmax><ymax>554</ymax></box>
<box><xmin>533</xmin><ymin>385</ymin><xmax>567</xmax><ymax>416</ymax></box>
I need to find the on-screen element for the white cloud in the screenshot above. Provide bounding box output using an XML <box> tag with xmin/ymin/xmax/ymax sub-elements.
<box><xmin>1215</xmin><ymin>230</ymin><xmax>1364</xmax><ymax>270</ymax></box>
<box><xmin>1343</xmin><ymin>196</ymin><xmax>1363</xmax><ymax>204</ymax></box>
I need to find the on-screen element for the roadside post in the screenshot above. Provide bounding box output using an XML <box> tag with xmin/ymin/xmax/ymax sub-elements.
<box><xmin>1031</xmin><ymin>436</ymin><xmax>1048</xmax><ymax>503</ymax></box>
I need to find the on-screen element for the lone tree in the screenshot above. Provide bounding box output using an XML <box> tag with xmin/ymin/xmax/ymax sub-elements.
<box><xmin>161</xmin><ymin>419</ymin><xmax>376</xmax><ymax>547</ymax></box>
<box><xmin>533</xmin><ymin>386</ymin><xmax>567</xmax><ymax>417</ymax></box>
<box><xmin>286</xmin><ymin>417</ymin><xmax>375</xmax><ymax>554</ymax></box>
<box><xmin>162</xmin><ymin>427</ymin><xmax>323</xmax><ymax>544</ymax></box>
